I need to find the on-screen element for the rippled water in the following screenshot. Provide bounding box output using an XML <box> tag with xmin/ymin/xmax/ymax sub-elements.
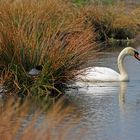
<box><xmin>66</xmin><ymin>46</ymin><xmax>140</xmax><ymax>140</ymax></box>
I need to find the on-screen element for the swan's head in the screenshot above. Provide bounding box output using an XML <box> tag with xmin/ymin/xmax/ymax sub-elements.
<box><xmin>122</xmin><ymin>47</ymin><xmax>140</xmax><ymax>61</ymax></box>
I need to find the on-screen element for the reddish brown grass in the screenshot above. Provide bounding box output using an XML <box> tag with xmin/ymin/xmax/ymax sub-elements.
<box><xmin>0</xmin><ymin>0</ymin><xmax>97</xmax><ymax>96</ymax></box>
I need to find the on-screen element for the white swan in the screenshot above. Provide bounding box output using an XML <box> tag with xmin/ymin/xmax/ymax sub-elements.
<box><xmin>76</xmin><ymin>47</ymin><xmax>140</xmax><ymax>82</ymax></box>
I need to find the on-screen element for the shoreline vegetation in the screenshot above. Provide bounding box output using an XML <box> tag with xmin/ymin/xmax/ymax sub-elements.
<box><xmin>1</xmin><ymin>0</ymin><xmax>140</xmax><ymax>98</ymax></box>
<box><xmin>1</xmin><ymin>0</ymin><xmax>140</xmax><ymax>139</ymax></box>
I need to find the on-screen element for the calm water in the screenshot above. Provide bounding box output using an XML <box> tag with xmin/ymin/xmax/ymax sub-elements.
<box><xmin>66</xmin><ymin>46</ymin><xmax>140</xmax><ymax>140</ymax></box>
<box><xmin>2</xmin><ymin>46</ymin><xmax>140</xmax><ymax>140</ymax></box>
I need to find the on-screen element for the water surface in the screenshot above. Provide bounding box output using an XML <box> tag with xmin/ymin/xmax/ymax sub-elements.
<box><xmin>2</xmin><ymin>46</ymin><xmax>140</xmax><ymax>140</ymax></box>
<box><xmin>66</xmin><ymin>46</ymin><xmax>140</xmax><ymax>140</ymax></box>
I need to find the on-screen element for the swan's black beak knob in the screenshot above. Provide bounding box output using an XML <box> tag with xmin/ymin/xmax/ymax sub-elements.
<box><xmin>134</xmin><ymin>51</ymin><xmax>140</xmax><ymax>61</ymax></box>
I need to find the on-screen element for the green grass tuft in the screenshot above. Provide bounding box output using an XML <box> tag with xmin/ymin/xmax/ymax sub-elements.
<box><xmin>0</xmin><ymin>0</ymin><xmax>97</xmax><ymax>97</ymax></box>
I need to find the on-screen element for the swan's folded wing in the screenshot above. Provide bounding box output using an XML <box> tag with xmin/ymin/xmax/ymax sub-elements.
<box><xmin>77</xmin><ymin>67</ymin><xmax>120</xmax><ymax>82</ymax></box>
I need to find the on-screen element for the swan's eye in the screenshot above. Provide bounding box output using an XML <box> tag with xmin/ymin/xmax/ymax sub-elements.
<box><xmin>134</xmin><ymin>51</ymin><xmax>139</xmax><ymax>56</ymax></box>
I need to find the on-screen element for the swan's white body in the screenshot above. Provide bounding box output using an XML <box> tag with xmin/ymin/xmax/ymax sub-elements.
<box><xmin>76</xmin><ymin>47</ymin><xmax>140</xmax><ymax>82</ymax></box>
<box><xmin>77</xmin><ymin>67</ymin><xmax>120</xmax><ymax>82</ymax></box>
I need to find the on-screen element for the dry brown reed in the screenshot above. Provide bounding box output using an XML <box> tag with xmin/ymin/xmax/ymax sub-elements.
<box><xmin>81</xmin><ymin>2</ymin><xmax>139</xmax><ymax>41</ymax></box>
<box><xmin>0</xmin><ymin>0</ymin><xmax>97</xmax><ymax>96</ymax></box>
<box><xmin>1</xmin><ymin>0</ymin><xmax>140</xmax><ymax>96</ymax></box>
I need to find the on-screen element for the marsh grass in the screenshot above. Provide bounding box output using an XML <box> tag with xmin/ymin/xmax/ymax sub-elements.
<box><xmin>81</xmin><ymin>2</ymin><xmax>139</xmax><ymax>42</ymax></box>
<box><xmin>72</xmin><ymin>0</ymin><xmax>115</xmax><ymax>5</ymax></box>
<box><xmin>0</xmin><ymin>0</ymin><xmax>96</xmax><ymax>97</ymax></box>
<box><xmin>0</xmin><ymin>98</ymin><xmax>82</xmax><ymax>140</ymax></box>
<box><xmin>1</xmin><ymin>0</ymin><xmax>139</xmax><ymax>97</ymax></box>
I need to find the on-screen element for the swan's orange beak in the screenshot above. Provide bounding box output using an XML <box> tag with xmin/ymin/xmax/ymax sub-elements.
<box><xmin>134</xmin><ymin>51</ymin><xmax>140</xmax><ymax>61</ymax></box>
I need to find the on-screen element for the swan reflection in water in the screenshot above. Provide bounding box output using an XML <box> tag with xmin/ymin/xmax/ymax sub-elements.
<box><xmin>119</xmin><ymin>82</ymin><xmax>128</xmax><ymax>112</ymax></box>
<box><xmin>71</xmin><ymin>81</ymin><xmax>128</xmax><ymax>112</ymax></box>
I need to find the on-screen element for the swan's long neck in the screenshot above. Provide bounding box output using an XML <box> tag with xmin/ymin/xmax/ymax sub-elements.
<box><xmin>117</xmin><ymin>50</ymin><xmax>129</xmax><ymax>81</ymax></box>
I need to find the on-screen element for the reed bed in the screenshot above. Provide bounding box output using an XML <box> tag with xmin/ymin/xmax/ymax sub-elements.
<box><xmin>80</xmin><ymin>2</ymin><xmax>140</xmax><ymax>42</ymax></box>
<box><xmin>1</xmin><ymin>0</ymin><xmax>140</xmax><ymax>97</ymax></box>
<box><xmin>0</xmin><ymin>0</ymin><xmax>97</xmax><ymax>97</ymax></box>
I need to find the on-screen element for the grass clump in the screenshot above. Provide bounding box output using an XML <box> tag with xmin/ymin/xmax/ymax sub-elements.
<box><xmin>81</xmin><ymin>3</ymin><xmax>139</xmax><ymax>43</ymax></box>
<box><xmin>72</xmin><ymin>0</ymin><xmax>90</xmax><ymax>5</ymax></box>
<box><xmin>72</xmin><ymin>0</ymin><xmax>115</xmax><ymax>5</ymax></box>
<box><xmin>0</xmin><ymin>0</ymin><xmax>96</xmax><ymax>97</ymax></box>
